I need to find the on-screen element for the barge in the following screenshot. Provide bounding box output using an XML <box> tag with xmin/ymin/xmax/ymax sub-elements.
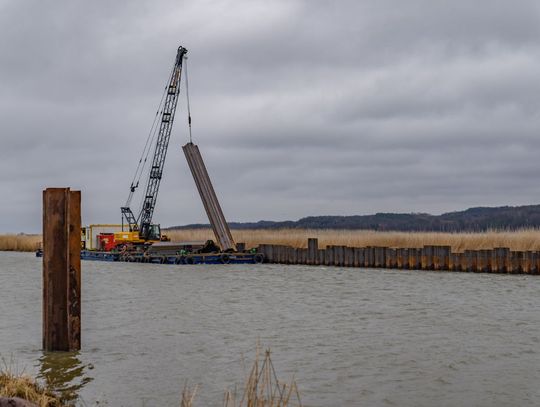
<box><xmin>36</xmin><ymin>248</ymin><xmax>264</xmax><ymax>265</ymax></box>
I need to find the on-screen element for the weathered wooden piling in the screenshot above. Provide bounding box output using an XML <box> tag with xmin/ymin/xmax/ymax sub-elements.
<box><xmin>353</xmin><ymin>248</ymin><xmax>363</xmax><ymax>267</ymax></box>
<box><xmin>318</xmin><ymin>249</ymin><xmax>325</xmax><ymax>266</ymax></box>
<box><xmin>255</xmin><ymin>238</ymin><xmax>539</xmax><ymax>275</ymax></box>
<box><xmin>449</xmin><ymin>252</ymin><xmax>460</xmax><ymax>271</ymax></box>
<box><xmin>42</xmin><ymin>188</ymin><xmax>81</xmax><ymax>352</ymax></box>
<box><xmin>408</xmin><ymin>248</ymin><xmax>421</xmax><ymax>270</ymax></box>
<box><xmin>477</xmin><ymin>250</ymin><xmax>490</xmax><ymax>273</ymax></box>
<box><xmin>307</xmin><ymin>238</ymin><xmax>318</xmax><ymax>265</ymax></box>
<box><xmin>334</xmin><ymin>246</ymin><xmax>345</xmax><ymax>267</ymax></box>
<box><xmin>511</xmin><ymin>251</ymin><xmax>523</xmax><ymax>274</ymax></box>
<box><xmin>344</xmin><ymin>247</ymin><xmax>354</xmax><ymax>267</ymax></box>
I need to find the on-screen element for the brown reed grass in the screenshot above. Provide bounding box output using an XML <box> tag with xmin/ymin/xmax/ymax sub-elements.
<box><xmin>0</xmin><ymin>234</ymin><xmax>41</xmax><ymax>252</ymax></box>
<box><xmin>5</xmin><ymin>228</ymin><xmax>540</xmax><ymax>253</ymax></box>
<box><xmin>166</xmin><ymin>228</ymin><xmax>540</xmax><ymax>252</ymax></box>
<box><xmin>222</xmin><ymin>347</ymin><xmax>302</xmax><ymax>407</ymax></box>
<box><xmin>180</xmin><ymin>346</ymin><xmax>302</xmax><ymax>407</ymax></box>
<box><xmin>0</xmin><ymin>369</ymin><xmax>64</xmax><ymax>407</ymax></box>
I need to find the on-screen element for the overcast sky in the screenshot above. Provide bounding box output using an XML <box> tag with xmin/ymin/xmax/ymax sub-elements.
<box><xmin>2</xmin><ymin>0</ymin><xmax>540</xmax><ymax>232</ymax></box>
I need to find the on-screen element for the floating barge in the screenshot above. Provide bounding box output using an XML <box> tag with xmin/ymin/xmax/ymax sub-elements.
<box><xmin>82</xmin><ymin>250</ymin><xmax>263</xmax><ymax>264</ymax></box>
<box><xmin>37</xmin><ymin>249</ymin><xmax>264</xmax><ymax>265</ymax></box>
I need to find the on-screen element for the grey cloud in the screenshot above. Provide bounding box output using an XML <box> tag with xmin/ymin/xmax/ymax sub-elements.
<box><xmin>1</xmin><ymin>0</ymin><xmax>540</xmax><ymax>232</ymax></box>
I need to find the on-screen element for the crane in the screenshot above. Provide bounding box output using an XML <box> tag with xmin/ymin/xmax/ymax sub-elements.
<box><xmin>120</xmin><ymin>45</ymin><xmax>188</xmax><ymax>242</ymax></box>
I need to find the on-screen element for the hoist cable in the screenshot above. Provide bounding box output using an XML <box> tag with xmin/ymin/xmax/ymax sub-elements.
<box><xmin>124</xmin><ymin>64</ymin><xmax>175</xmax><ymax>207</ymax></box>
<box><xmin>184</xmin><ymin>56</ymin><xmax>193</xmax><ymax>143</ymax></box>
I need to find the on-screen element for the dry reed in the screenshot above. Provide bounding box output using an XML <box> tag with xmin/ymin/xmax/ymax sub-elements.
<box><xmin>0</xmin><ymin>235</ymin><xmax>41</xmax><ymax>252</ymax></box>
<box><xmin>222</xmin><ymin>348</ymin><xmax>302</xmax><ymax>407</ymax></box>
<box><xmin>166</xmin><ymin>228</ymin><xmax>540</xmax><ymax>252</ymax></box>
<box><xmin>0</xmin><ymin>368</ymin><xmax>64</xmax><ymax>407</ymax></box>
<box><xmin>180</xmin><ymin>383</ymin><xmax>198</xmax><ymax>407</ymax></box>
<box><xmin>5</xmin><ymin>229</ymin><xmax>540</xmax><ymax>253</ymax></box>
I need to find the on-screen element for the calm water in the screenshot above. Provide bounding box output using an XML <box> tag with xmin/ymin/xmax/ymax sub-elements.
<box><xmin>1</xmin><ymin>251</ymin><xmax>539</xmax><ymax>406</ymax></box>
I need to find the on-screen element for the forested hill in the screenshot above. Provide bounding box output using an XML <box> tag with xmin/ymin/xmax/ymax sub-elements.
<box><xmin>168</xmin><ymin>205</ymin><xmax>540</xmax><ymax>232</ymax></box>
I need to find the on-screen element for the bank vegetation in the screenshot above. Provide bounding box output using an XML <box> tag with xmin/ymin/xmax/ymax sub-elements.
<box><xmin>0</xmin><ymin>234</ymin><xmax>41</xmax><ymax>252</ymax></box>
<box><xmin>0</xmin><ymin>369</ymin><xmax>65</xmax><ymax>407</ymax></box>
<box><xmin>167</xmin><ymin>228</ymin><xmax>540</xmax><ymax>252</ymax></box>
<box><xmin>4</xmin><ymin>229</ymin><xmax>540</xmax><ymax>253</ymax></box>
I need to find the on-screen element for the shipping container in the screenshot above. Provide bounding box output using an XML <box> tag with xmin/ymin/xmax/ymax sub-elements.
<box><xmin>82</xmin><ymin>224</ymin><xmax>126</xmax><ymax>250</ymax></box>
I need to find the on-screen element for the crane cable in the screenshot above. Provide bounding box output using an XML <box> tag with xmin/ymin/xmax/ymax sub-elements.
<box><xmin>184</xmin><ymin>56</ymin><xmax>193</xmax><ymax>143</ymax></box>
<box><xmin>124</xmin><ymin>64</ymin><xmax>175</xmax><ymax>207</ymax></box>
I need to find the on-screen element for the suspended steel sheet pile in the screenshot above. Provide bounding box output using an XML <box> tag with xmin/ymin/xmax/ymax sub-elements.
<box><xmin>182</xmin><ymin>142</ymin><xmax>237</xmax><ymax>252</ymax></box>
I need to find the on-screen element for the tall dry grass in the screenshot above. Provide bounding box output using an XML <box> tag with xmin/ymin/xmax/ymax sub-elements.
<box><xmin>5</xmin><ymin>229</ymin><xmax>540</xmax><ymax>252</ymax></box>
<box><xmin>180</xmin><ymin>347</ymin><xmax>301</xmax><ymax>407</ymax></box>
<box><xmin>0</xmin><ymin>369</ymin><xmax>64</xmax><ymax>407</ymax></box>
<box><xmin>223</xmin><ymin>348</ymin><xmax>302</xmax><ymax>407</ymax></box>
<box><xmin>0</xmin><ymin>234</ymin><xmax>41</xmax><ymax>252</ymax></box>
<box><xmin>166</xmin><ymin>228</ymin><xmax>540</xmax><ymax>252</ymax></box>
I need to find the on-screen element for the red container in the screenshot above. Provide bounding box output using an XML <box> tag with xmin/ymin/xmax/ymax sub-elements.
<box><xmin>97</xmin><ymin>233</ymin><xmax>116</xmax><ymax>251</ymax></box>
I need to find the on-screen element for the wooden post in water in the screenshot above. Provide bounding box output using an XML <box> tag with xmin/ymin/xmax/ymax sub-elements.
<box><xmin>490</xmin><ymin>250</ymin><xmax>498</xmax><ymax>273</ymax></box>
<box><xmin>396</xmin><ymin>248</ymin><xmax>403</xmax><ymax>269</ymax></box>
<box><xmin>464</xmin><ymin>250</ymin><xmax>476</xmax><ymax>272</ymax></box>
<box><xmin>385</xmin><ymin>248</ymin><xmax>396</xmax><ymax>268</ymax></box>
<box><xmin>440</xmin><ymin>246</ymin><xmax>451</xmax><ymax>271</ymax></box>
<box><xmin>511</xmin><ymin>251</ymin><xmax>523</xmax><ymax>274</ymax></box>
<box><xmin>531</xmin><ymin>252</ymin><xmax>538</xmax><ymax>274</ymax></box>
<box><xmin>422</xmin><ymin>246</ymin><xmax>434</xmax><ymax>270</ymax></box>
<box><xmin>265</xmin><ymin>245</ymin><xmax>273</xmax><ymax>263</ymax></box>
<box><xmin>335</xmin><ymin>246</ymin><xmax>345</xmax><ymax>267</ymax></box>
<box><xmin>407</xmin><ymin>248</ymin><xmax>417</xmax><ymax>270</ymax></box>
<box><xmin>449</xmin><ymin>252</ymin><xmax>459</xmax><ymax>271</ymax></box>
<box><xmin>318</xmin><ymin>249</ymin><xmax>325</xmax><ymax>266</ymax></box>
<box><xmin>523</xmin><ymin>251</ymin><xmax>533</xmax><ymax>274</ymax></box>
<box><xmin>354</xmin><ymin>248</ymin><xmax>364</xmax><ymax>268</ymax></box>
<box><xmin>325</xmin><ymin>246</ymin><xmax>334</xmax><ymax>266</ymax></box>
<box><xmin>307</xmin><ymin>238</ymin><xmax>318</xmax><ymax>265</ymax></box>
<box><xmin>43</xmin><ymin>188</ymin><xmax>81</xmax><ymax>352</ymax></box>
<box><xmin>373</xmin><ymin>247</ymin><xmax>382</xmax><ymax>268</ymax></box>
<box><xmin>476</xmin><ymin>250</ymin><xmax>486</xmax><ymax>272</ymax></box>
<box><xmin>344</xmin><ymin>247</ymin><xmax>353</xmax><ymax>267</ymax></box>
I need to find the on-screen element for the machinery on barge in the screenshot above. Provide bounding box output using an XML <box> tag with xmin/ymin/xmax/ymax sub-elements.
<box><xmin>37</xmin><ymin>45</ymin><xmax>263</xmax><ymax>265</ymax></box>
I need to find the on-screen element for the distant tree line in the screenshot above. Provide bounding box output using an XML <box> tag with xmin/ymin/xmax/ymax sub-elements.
<box><xmin>168</xmin><ymin>204</ymin><xmax>540</xmax><ymax>232</ymax></box>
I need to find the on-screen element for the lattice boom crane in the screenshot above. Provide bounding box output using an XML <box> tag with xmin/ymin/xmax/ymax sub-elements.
<box><xmin>121</xmin><ymin>45</ymin><xmax>188</xmax><ymax>241</ymax></box>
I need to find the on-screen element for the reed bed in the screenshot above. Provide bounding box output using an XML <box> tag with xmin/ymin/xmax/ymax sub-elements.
<box><xmin>0</xmin><ymin>234</ymin><xmax>41</xmax><ymax>252</ymax></box>
<box><xmin>5</xmin><ymin>229</ymin><xmax>540</xmax><ymax>253</ymax></box>
<box><xmin>0</xmin><ymin>369</ymin><xmax>64</xmax><ymax>407</ymax></box>
<box><xmin>166</xmin><ymin>228</ymin><xmax>540</xmax><ymax>252</ymax></box>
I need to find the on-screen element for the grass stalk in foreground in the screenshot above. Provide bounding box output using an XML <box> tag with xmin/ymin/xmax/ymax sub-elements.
<box><xmin>180</xmin><ymin>347</ymin><xmax>302</xmax><ymax>407</ymax></box>
<box><xmin>222</xmin><ymin>348</ymin><xmax>302</xmax><ymax>407</ymax></box>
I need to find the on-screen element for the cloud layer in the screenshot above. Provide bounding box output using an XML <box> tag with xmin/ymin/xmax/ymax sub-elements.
<box><xmin>1</xmin><ymin>0</ymin><xmax>540</xmax><ymax>232</ymax></box>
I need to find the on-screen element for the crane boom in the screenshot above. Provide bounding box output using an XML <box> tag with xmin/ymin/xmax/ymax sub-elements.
<box><xmin>121</xmin><ymin>45</ymin><xmax>188</xmax><ymax>240</ymax></box>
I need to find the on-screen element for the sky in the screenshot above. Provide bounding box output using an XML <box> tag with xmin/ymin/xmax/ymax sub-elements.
<box><xmin>1</xmin><ymin>0</ymin><xmax>540</xmax><ymax>233</ymax></box>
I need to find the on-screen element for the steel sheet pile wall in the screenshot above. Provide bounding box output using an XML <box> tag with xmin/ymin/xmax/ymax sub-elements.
<box><xmin>257</xmin><ymin>238</ymin><xmax>540</xmax><ymax>274</ymax></box>
<box><xmin>182</xmin><ymin>142</ymin><xmax>236</xmax><ymax>251</ymax></box>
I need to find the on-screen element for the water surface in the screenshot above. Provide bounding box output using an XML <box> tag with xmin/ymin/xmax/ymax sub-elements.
<box><xmin>1</xmin><ymin>252</ymin><xmax>539</xmax><ymax>406</ymax></box>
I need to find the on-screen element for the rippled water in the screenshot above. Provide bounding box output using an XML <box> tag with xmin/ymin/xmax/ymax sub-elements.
<box><xmin>1</xmin><ymin>251</ymin><xmax>539</xmax><ymax>406</ymax></box>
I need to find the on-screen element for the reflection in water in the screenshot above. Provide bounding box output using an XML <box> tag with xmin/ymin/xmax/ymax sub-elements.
<box><xmin>37</xmin><ymin>352</ymin><xmax>93</xmax><ymax>404</ymax></box>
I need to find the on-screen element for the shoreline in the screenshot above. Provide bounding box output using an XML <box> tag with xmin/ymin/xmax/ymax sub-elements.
<box><xmin>5</xmin><ymin>228</ymin><xmax>540</xmax><ymax>253</ymax></box>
